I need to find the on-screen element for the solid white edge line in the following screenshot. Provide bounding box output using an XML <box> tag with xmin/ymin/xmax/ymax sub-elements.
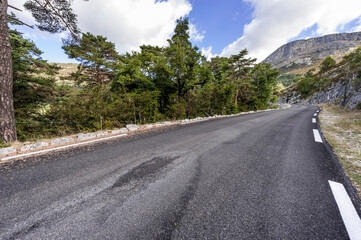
<box><xmin>1</xmin><ymin>134</ymin><xmax>128</xmax><ymax>161</ymax></box>
<box><xmin>329</xmin><ymin>180</ymin><xmax>361</xmax><ymax>240</ymax></box>
<box><xmin>313</xmin><ymin>129</ymin><xmax>323</xmax><ymax>143</ymax></box>
<box><xmin>312</xmin><ymin>118</ymin><xmax>316</xmax><ymax>123</ymax></box>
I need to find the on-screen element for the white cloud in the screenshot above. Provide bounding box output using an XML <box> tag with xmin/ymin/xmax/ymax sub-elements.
<box><xmin>10</xmin><ymin>0</ymin><xmax>192</xmax><ymax>54</ymax></box>
<box><xmin>73</xmin><ymin>0</ymin><xmax>192</xmax><ymax>53</ymax></box>
<box><xmin>220</xmin><ymin>0</ymin><xmax>361</xmax><ymax>61</ymax></box>
<box><xmin>189</xmin><ymin>23</ymin><xmax>205</xmax><ymax>42</ymax></box>
<box><xmin>352</xmin><ymin>16</ymin><xmax>361</xmax><ymax>32</ymax></box>
<box><xmin>201</xmin><ymin>46</ymin><xmax>217</xmax><ymax>60</ymax></box>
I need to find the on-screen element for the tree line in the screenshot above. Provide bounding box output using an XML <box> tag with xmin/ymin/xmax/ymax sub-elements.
<box><xmin>1</xmin><ymin>1</ymin><xmax>279</xmax><ymax>142</ymax></box>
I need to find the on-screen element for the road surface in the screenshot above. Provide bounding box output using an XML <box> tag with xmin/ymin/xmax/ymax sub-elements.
<box><xmin>0</xmin><ymin>105</ymin><xmax>360</xmax><ymax>239</ymax></box>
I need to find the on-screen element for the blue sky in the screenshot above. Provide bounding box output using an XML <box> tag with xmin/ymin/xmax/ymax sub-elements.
<box><xmin>188</xmin><ymin>0</ymin><xmax>253</xmax><ymax>53</ymax></box>
<box><xmin>9</xmin><ymin>0</ymin><xmax>361</xmax><ymax>63</ymax></box>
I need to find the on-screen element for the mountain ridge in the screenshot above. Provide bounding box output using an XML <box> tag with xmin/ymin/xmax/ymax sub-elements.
<box><xmin>263</xmin><ymin>31</ymin><xmax>361</xmax><ymax>74</ymax></box>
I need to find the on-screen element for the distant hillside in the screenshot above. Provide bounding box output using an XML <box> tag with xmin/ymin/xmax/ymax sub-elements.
<box><xmin>263</xmin><ymin>32</ymin><xmax>361</xmax><ymax>74</ymax></box>
<box><xmin>52</xmin><ymin>63</ymin><xmax>78</xmax><ymax>84</ymax></box>
<box><xmin>276</xmin><ymin>46</ymin><xmax>361</xmax><ymax>110</ymax></box>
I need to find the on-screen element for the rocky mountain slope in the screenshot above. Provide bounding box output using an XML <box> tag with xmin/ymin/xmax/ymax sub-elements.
<box><xmin>263</xmin><ymin>32</ymin><xmax>361</xmax><ymax>74</ymax></box>
<box><xmin>277</xmin><ymin>46</ymin><xmax>361</xmax><ymax>110</ymax></box>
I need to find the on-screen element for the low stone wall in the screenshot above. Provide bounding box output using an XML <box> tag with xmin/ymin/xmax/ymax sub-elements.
<box><xmin>0</xmin><ymin>108</ymin><xmax>282</xmax><ymax>159</ymax></box>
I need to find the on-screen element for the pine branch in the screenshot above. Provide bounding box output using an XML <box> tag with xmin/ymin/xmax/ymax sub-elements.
<box><xmin>33</xmin><ymin>0</ymin><xmax>79</xmax><ymax>38</ymax></box>
<box><xmin>8</xmin><ymin>4</ymin><xmax>23</xmax><ymax>12</ymax></box>
<box><xmin>8</xmin><ymin>15</ymin><xmax>34</xmax><ymax>29</ymax></box>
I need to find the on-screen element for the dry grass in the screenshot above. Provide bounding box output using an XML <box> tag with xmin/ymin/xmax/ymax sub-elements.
<box><xmin>52</xmin><ymin>63</ymin><xmax>78</xmax><ymax>85</ymax></box>
<box><xmin>319</xmin><ymin>104</ymin><xmax>361</xmax><ymax>197</ymax></box>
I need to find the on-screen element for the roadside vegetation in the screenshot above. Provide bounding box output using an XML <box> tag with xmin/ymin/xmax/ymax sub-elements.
<box><xmin>8</xmin><ymin>17</ymin><xmax>280</xmax><ymax>142</ymax></box>
<box><xmin>279</xmin><ymin>48</ymin><xmax>361</xmax><ymax>101</ymax></box>
<box><xmin>319</xmin><ymin>104</ymin><xmax>361</xmax><ymax>197</ymax></box>
<box><xmin>276</xmin><ymin>73</ymin><xmax>301</xmax><ymax>88</ymax></box>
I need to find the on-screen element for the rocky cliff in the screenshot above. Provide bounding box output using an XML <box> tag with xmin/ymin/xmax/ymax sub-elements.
<box><xmin>263</xmin><ymin>32</ymin><xmax>361</xmax><ymax>74</ymax></box>
<box><xmin>277</xmin><ymin>60</ymin><xmax>361</xmax><ymax>110</ymax></box>
<box><xmin>278</xmin><ymin>78</ymin><xmax>361</xmax><ymax>110</ymax></box>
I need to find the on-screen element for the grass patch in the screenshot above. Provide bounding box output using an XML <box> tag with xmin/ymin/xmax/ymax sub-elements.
<box><xmin>319</xmin><ymin>104</ymin><xmax>361</xmax><ymax>197</ymax></box>
<box><xmin>0</xmin><ymin>140</ymin><xmax>11</xmax><ymax>148</ymax></box>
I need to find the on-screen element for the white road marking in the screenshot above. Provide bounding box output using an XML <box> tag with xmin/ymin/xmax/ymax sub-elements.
<box><xmin>313</xmin><ymin>129</ymin><xmax>323</xmax><ymax>143</ymax></box>
<box><xmin>316</xmin><ymin>110</ymin><xmax>320</xmax><ymax>113</ymax></box>
<box><xmin>1</xmin><ymin>134</ymin><xmax>128</xmax><ymax>161</ymax></box>
<box><xmin>312</xmin><ymin>118</ymin><xmax>316</xmax><ymax>123</ymax></box>
<box><xmin>314</xmin><ymin>113</ymin><xmax>317</xmax><ymax>116</ymax></box>
<box><xmin>329</xmin><ymin>181</ymin><xmax>361</xmax><ymax>240</ymax></box>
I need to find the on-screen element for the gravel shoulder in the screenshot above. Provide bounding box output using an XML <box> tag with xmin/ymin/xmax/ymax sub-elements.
<box><xmin>319</xmin><ymin>104</ymin><xmax>361</xmax><ymax>197</ymax></box>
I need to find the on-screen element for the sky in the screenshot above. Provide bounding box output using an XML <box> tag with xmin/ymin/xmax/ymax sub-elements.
<box><xmin>8</xmin><ymin>0</ymin><xmax>361</xmax><ymax>63</ymax></box>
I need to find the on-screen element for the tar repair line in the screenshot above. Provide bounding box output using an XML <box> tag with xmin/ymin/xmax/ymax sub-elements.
<box><xmin>313</xmin><ymin>129</ymin><xmax>323</xmax><ymax>143</ymax></box>
<box><xmin>312</xmin><ymin>118</ymin><xmax>316</xmax><ymax>123</ymax></box>
<box><xmin>1</xmin><ymin>134</ymin><xmax>128</xmax><ymax>161</ymax></box>
<box><xmin>329</xmin><ymin>181</ymin><xmax>361</xmax><ymax>240</ymax></box>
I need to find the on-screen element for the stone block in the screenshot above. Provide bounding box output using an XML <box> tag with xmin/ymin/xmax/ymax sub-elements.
<box><xmin>76</xmin><ymin>133</ymin><xmax>96</xmax><ymax>141</ymax></box>
<box><xmin>51</xmin><ymin>137</ymin><xmax>74</xmax><ymax>146</ymax></box>
<box><xmin>126</xmin><ymin>124</ymin><xmax>139</xmax><ymax>131</ymax></box>
<box><xmin>111</xmin><ymin>128</ymin><xmax>128</xmax><ymax>134</ymax></box>
<box><xmin>21</xmin><ymin>142</ymin><xmax>48</xmax><ymax>151</ymax></box>
<box><xmin>0</xmin><ymin>147</ymin><xmax>16</xmax><ymax>155</ymax></box>
<box><xmin>97</xmin><ymin>131</ymin><xmax>109</xmax><ymax>137</ymax></box>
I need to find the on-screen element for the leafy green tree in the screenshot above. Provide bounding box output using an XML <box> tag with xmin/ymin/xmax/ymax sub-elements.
<box><xmin>1</xmin><ymin>0</ymin><xmax>86</xmax><ymax>142</ymax></box>
<box><xmin>112</xmin><ymin>52</ymin><xmax>155</xmax><ymax>94</ymax></box>
<box><xmin>137</xmin><ymin>45</ymin><xmax>174</xmax><ymax>113</ymax></box>
<box><xmin>320</xmin><ymin>56</ymin><xmax>336</xmax><ymax>72</ymax></box>
<box><xmin>251</xmin><ymin>63</ymin><xmax>280</xmax><ymax>109</ymax></box>
<box><xmin>166</xmin><ymin>17</ymin><xmax>204</xmax><ymax>99</ymax></box>
<box><xmin>10</xmin><ymin>29</ymin><xmax>59</xmax><ymax>140</ymax></box>
<box><xmin>228</xmin><ymin>50</ymin><xmax>256</xmax><ymax>111</ymax></box>
<box><xmin>277</xmin><ymin>74</ymin><xmax>301</xmax><ymax>87</ymax></box>
<box><xmin>200</xmin><ymin>57</ymin><xmax>233</xmax><ymax>114</ymax></box>
<box><xmin>63</xmin><ymin>32</ymin><xmax>119</xmax><ymax>87</ymax></box>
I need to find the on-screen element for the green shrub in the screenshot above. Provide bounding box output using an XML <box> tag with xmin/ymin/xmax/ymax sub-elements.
<box><xmin>0</xmin><ymin>140</ymin><xmax>11</xmax><ymax>148</ymax></box>
<box><xmin>320</xmin><ymin>56</ymin><xmax>336</xmax><ymax>72</ymax></box>
<box><xmin>356</xmin><ymin>102</ymin><xmax>361</xmax><ymax>110</ymax></box>
<box><xmin>296</xmin><ymin>76</ymin><xmax>315</xmax><ymax>98</ymax></box>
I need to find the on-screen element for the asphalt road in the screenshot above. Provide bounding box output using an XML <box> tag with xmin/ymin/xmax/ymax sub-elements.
<box><xmin>0</xmin><ymin>105</ymin><xmax>360</xmax><ymax>239</ymax></box>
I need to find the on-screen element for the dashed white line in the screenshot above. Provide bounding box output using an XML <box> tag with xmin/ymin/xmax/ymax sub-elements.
<box><xmin>313</xmin><ymin>129</ymin><xmax>323</xmax><ymax>143</ymax></box>
<box><xmin>329</xmin><ymin>180</ymin><xmax>361</xmax><ymax>240</ymax></box>
<box><xmin>314</xmin><ymin>113</ymin><xmax>317</xmax><ymax>116</ymax></box>
<box><xmin>312</xmin><ymin>118</ymin><xmax>316</xmax><ymax>123</ymax></box>
<box><xmin>1</xmin><ymin>134</ymin><xmax>128</xmax><ymax>161</ymax></box>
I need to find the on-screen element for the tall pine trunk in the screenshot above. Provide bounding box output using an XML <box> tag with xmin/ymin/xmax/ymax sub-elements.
<box><xmin>0</xmin><ymin>0</ymin><xmax>17</xmax><ymax>143</ymax></box>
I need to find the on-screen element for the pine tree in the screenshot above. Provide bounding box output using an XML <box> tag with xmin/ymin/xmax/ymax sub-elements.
<box><xmin>63</xmin><ymin>32</ymin><xmax>119</xmax><ymax>87</ymax></box>
<box><xmin>166</xmin><ymin>17</ymin><xmax>203</xmax><ymax>99</ymax></box>
<box><xmin>0</xmin><ymin>1</ymin><xmax>16</xmax><ymax>142</ymax></box>
<box><xmin>0</xmin><ymin>0</ymin><xmax>84</xmax><ymax>143</ymax></box>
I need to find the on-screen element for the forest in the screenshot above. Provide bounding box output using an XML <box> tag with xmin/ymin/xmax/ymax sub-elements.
<box><xmin>9</xmin><ymin>17</ymin><xmax>280</xmax><ymax>142</ymax></box>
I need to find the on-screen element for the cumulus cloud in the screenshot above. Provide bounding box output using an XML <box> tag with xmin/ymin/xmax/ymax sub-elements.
<box><xmin>73</xmin><ymin>0</ymin><xmax>192</xmax><ymax>53</ymax></box>
<box><xmin>189</xmin><ymin>23</ymin><xmax>205</xmax><ymax>42</ymax></box>
<box><xmin>201</xmin><ymin>46</ymin><xmax>217</xmax><ymax>60</ymax></box>
<box><xmin>220</xmin><ymin>0</ymin><xmax>361</xmax><ymax>61</ymax></box>
<box><xmin>10</xmin><ymin>0</ymin><xmax>192</xmax><ymax>54</ymax></box>
<box><xmin>352</xmin><ymin>17</ymin><xmax>361</xmax><ymax>32</ymax></box>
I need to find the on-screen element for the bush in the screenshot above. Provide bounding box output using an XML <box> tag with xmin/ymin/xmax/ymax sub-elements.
<box><xmin>296</xmin><ymin>76</ymin><xmax>315</xmax><ymax>98</ymax></box>
<box><xmin>356</xmin><ymin>103</ymin><xmax>361</xmax><ymax>110</ymax></box>
<box><xmin>320</xmin><ymin>56</ymin><xmax>336</xmax><ymax>72</ymax></box>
